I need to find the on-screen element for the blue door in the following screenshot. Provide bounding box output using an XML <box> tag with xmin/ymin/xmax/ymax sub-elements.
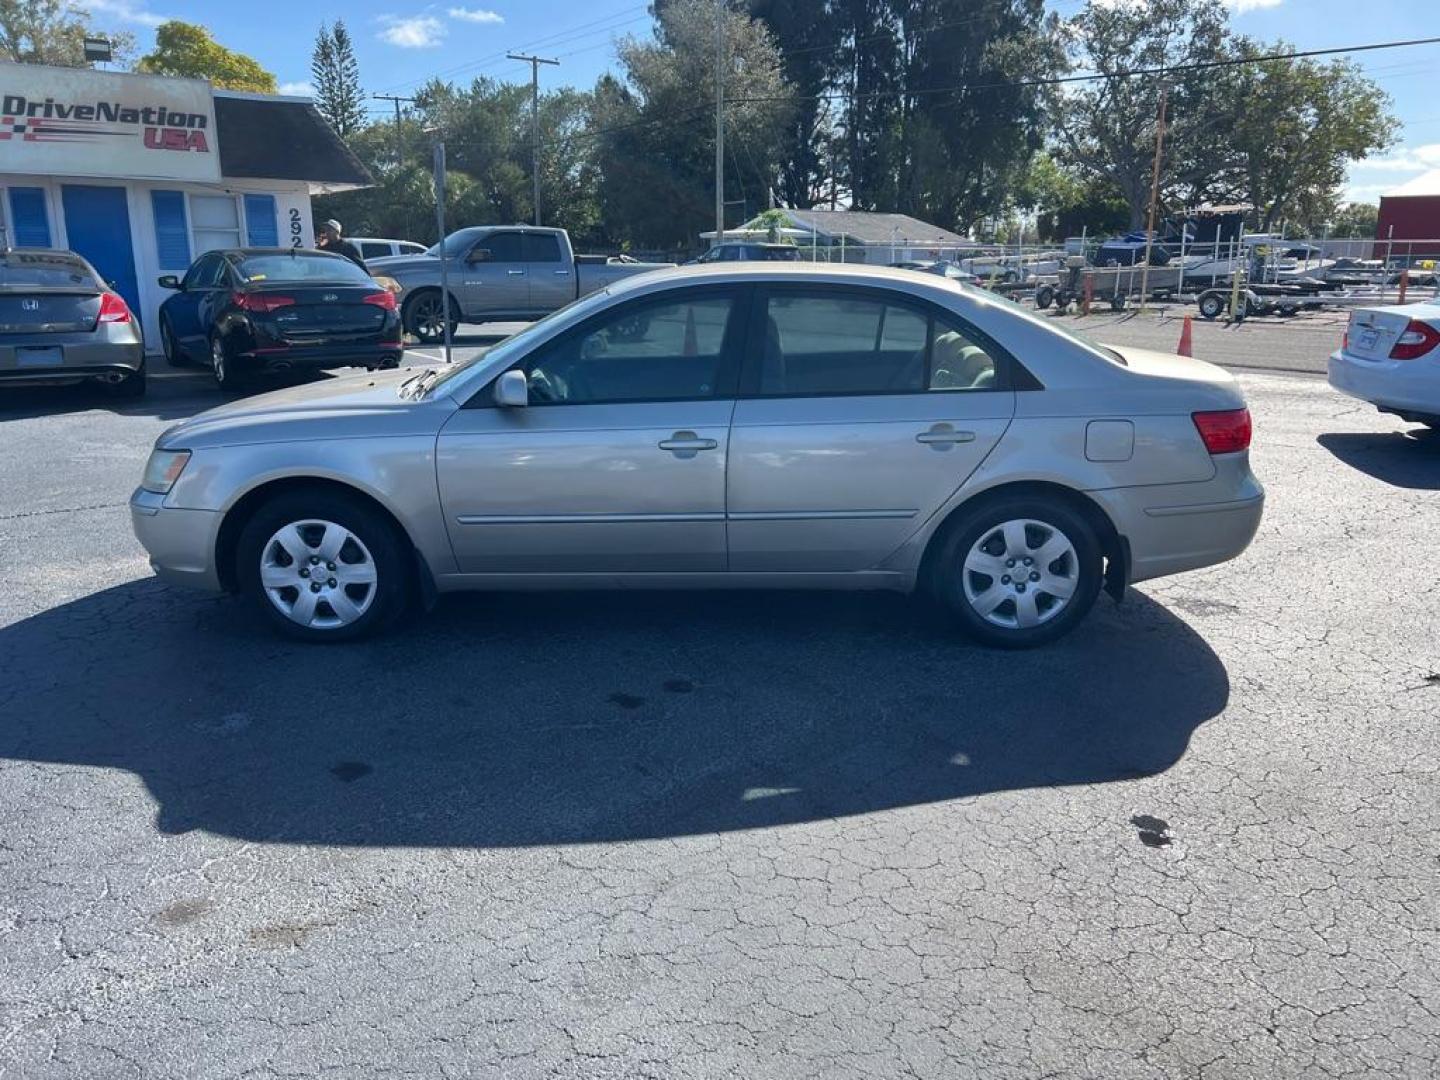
<box><xmin>61</xmin><ymin>185</ymin><xmax>142</xmax><ymax>330</ymax></box>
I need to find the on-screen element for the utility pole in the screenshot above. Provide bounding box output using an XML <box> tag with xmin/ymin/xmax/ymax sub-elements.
<box><xmin>432</xmin><ymin>139</ymin><xmax>453</xmax><ymax>364</ymax></box>
<box><xmin>507</xmin><ymin>53</ymin><xmax>559</xmax><ymax>226</ymax></box>
<box><xmin>372</xmin><ymin>93</ymin><xmax>414</xmax><ymax>171</ymax></box>
<box><xmin>714</xmin><ymin>0</ymin><xmax>725</xmax><ymax>245</ymax></box>
<box><xmin>1138</xmin><ymin>85</ymin><xmax>1168</xmax><ymax>313</ymax></box>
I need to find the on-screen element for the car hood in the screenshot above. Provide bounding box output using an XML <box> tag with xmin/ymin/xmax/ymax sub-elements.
<box><xmin>159</xmin><ymin>368</ymin><xmax>456</xmax><ymax>449</ymax></box>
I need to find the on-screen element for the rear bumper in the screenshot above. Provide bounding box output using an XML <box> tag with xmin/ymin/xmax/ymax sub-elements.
<box><xmin>0</xmin><ymin>341</ymin><xmax>143</xmax><ymax>382</ymax></box>
<box><xmin>130</xmin><ymin>488</ymin><xmax>224</xmax><ymax>592</ymax></box>
<box><xmin>235</xmin><ymin>341</ymin><xmax>403</xmax><ymax>370</ymax></box>
<box><xmin>1328</xmin><ymin>350</ymin><xmax>1440</xmax><ymax>417</ymax></box>
<box><xmin>1091</xmin><ymin>454</ymin><xmax>1265</xmax><ymax>584</ymax></box>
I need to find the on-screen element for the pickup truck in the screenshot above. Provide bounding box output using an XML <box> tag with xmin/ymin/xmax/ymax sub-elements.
<box><xmin>367</xmin><ymin>225</ymin><xmax>674</xmax><ymax>343</ymax></box>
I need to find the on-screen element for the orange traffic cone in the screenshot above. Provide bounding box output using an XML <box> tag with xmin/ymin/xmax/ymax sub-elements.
<box><xmin>1177</xmin><ymin>314</ymin><xmax>1194</xmax><ymax>358</ymax></box>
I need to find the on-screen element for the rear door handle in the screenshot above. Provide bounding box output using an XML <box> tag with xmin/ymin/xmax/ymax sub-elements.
<box><xmin>658</xmin><ymin>431</ymin><xmax>719</xmax><ymax>453</ymax></box>
<box><xmin>507</xmin><ymin>269</ymin><xmax>526</xmax><ymax>276</ymax></box>
<box><xmin>553</xmin><ymin>269</ymin><xmax>570</xmax><ymax>275</ymax></box>
<box><xmin>916</xmin><ymin>424</ymin><xmax>977</xmax><ymax>446</ymax></box>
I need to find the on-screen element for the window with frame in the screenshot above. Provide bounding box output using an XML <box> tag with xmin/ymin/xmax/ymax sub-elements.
<box><xmin>190</xmin><ymin>194</ymin><xmax>241</xmax><ymax>255</ymax></box>
<box><xmin>523</xmin><ymin>233</ymin><xmax>563</xmax><ymax>262</ymax></box>
<box><xmin>755</xmin><ymin>291</ymin><xmax>1000</xmax><ymax>396</ymax></box>
<box><xmin>520</xmin><ymin>294</ymin><xmax>735</xmax><ymax>405</ymax></box>
<box><xmin>181</xmin><ymin>253</ymin><xmax>225</xmax><ymax>289</ymax></box>
<box><xmin>359</xmin><ymin>241</ymin><xmax>392</xmax><ymax>260</ymax></box>
<box><xmin>469</xmin><ymin>231</ymin><xmax>524</xmax><ymax>262</ymax></box>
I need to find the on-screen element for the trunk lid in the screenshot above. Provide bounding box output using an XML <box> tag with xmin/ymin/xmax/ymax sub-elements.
<box><xmin>0</xmin><ymin>289</ymin><xmax>101</xmax><ymax>334</ymax></box>
<box><xmin>246</xmin><ymin>284</ymin><xmax>389</xmax><ymax>343</ymax></box>
<box><xmin>1346</xmin><ymin>304</ymin><xmax>1427</xmax><ymax>361</ymax></box>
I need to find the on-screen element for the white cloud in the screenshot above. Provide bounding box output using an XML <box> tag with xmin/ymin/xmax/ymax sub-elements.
<box><xmin>278</xmin><ymin>81</ymin><xmax>316</xmax><ymax>97</ymax></box>
<box><xmin>378</xmin><ymin>14</ymin><xmax>445</xmax><ymax>48</ymax></box>
<box><xmin>1350</xmin><ymin>143</ymin><xmax>1440</xmax><ymax>174</ymax></box>
<box><xmin>1224</xmin><ymin>0</ymin><xmax>1283</xmax><ymax>11</ymax></box>
<box><xmin>83</xmin><ymin>0</ymin><xmax>167</xmax><ymax>27</ymax></box>
<box><xmin>449</xmin><ymin>6</ymin><xmax>503</xmax><ymax>23</ymax></box>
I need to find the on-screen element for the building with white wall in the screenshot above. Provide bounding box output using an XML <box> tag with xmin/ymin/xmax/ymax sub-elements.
<box><xmin>0</xmin><ymin>64</ymin><xmax>371</xmax><ymax>354</ymax></box>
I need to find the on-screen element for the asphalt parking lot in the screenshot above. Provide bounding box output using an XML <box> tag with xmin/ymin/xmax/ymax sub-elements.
<box><xmin>2</xmin><ymin>320</ymin><xmax>1438</xmax><ymax>1078</ymax></box>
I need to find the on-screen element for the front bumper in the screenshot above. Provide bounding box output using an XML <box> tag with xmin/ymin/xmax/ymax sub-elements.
<box><xmin>130</xmin><ymin>488</ymin><xmax>224</xmax><ymax>592</ymax></box>
<box><xmin>1328</xmin><ymin>349</ymin><xmax>1440</xmax><ymax>417</ymax></box>
<box><xmin>1091</xmin><ymin>454</ymin><xmax>1265</xmax><ymax>585</ymax></box>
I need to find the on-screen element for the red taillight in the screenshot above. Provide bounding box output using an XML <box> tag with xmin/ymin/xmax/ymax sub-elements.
<box><xmin>1388</xmin><ymin>319</ymin><xmax>1440</xmax><ymax>361</ymax></box>
<box><xmin>97</xmin><ymin>291</ymin><xmax>131</xmax><ymax>323</ymax></box>
<box><xmin>1192</xmin><ymin>408</ymin><xmax>1252</xmax><ymax>454</ymax></box>
<box><xmin>234</xmin><ymin>292</ymin><xmax>296</xmax><ymax>314</ymax></box>
<box><xmin>363</xmin><ymin>290</ymin><xmax>397</xmax><ymax>311</ymax></box>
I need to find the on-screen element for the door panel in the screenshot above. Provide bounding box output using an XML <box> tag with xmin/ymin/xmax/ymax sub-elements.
<box><xmin>437</xmin><ymin>401</ymin><xmax>733</xmax><ymax>573</ymax></box>
<box><xmin>60</xmin><ymin>185</ymin><xmax>141</xmax><ymax>328</ymax></box>
<box><xmin>727</xmin><ymin>394</ymin><xmax>1013</xmax><ymax>571</ymax></box>
<box><xmin>524</xmin><ymin>232</ymin><xmax>573</xmax><ymax>312</ymax></box>
<box><xmin>458</xmin><ymin>230</ymin><xmax>527</xmax><ymax>318</ymax></box>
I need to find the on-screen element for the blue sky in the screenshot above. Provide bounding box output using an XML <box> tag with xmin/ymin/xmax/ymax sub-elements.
<box><xmin>88</xmin><ymin>0</ymin><xmax>1440</xmax><ymax>205</ymax></box>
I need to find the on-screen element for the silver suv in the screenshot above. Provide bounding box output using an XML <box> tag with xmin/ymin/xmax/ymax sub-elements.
<box><xmin>131</xmin><ymin>264</ymin><xmax>1263</xmax><ymax>647</ymax></box>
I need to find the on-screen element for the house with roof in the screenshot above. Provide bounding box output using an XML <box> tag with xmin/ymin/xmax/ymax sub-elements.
<box><xmin>0</xmin><ymin>63</ymin><xmax>372</xmax><ymax>354</ymax></box>
<box><xmin>701</xmin><ymin>209</ymin><xmax>971</xmax><ymax>263</ymax></box>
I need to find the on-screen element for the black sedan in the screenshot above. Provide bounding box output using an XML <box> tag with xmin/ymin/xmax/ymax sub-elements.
<box><xmin>157</xmin><ymin>249</ymin><xmax>403</xmax><ymax>389</ymax></box>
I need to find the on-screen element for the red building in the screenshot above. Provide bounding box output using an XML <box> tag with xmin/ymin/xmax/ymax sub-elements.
<box><xmin>1376</xmin><ymin>169</ymin><xmax>1440</xmax><ymax>260</ymax></box>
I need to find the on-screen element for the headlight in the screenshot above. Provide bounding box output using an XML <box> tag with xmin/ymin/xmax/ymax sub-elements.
<box><xmin>141</xmin><ymin>448</ymin><xmax>191</xmax><ymax>494</ymax></box>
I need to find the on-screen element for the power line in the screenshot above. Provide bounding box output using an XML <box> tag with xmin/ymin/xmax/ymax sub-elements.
<box><xmin>508</xmin><ymin>53</ymin><xmax>560</xmax><ymax>225</ymax></box>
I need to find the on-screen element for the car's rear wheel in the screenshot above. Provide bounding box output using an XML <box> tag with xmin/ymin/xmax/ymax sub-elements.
<box><xmin>210</xmin><ymin>333</ymin><xmax>248</xmax><ymax>391</ymax></box>
<box><xmin>1198</xmin><ymin>293</ymin><xmax>1226</xmax><ymax>320</ymax></box>
<box><xmin>930</xmin><ymin>497</ymin><xmax>1103</xmax><ymax>648</ymax></box>
<box><xmin>403</xmin><ymin>290</ymin><xmax>458</xmax><ymax>344</ymax></box>
<box><xmin>236</xmin><ymin>490</ymin><xmax>409</xmax><ymax>642</ymax></box>
<box><xmin>1034</xmin><ymin>284</ymin><xmax>1055</xmax><ymax>310</ymax></box>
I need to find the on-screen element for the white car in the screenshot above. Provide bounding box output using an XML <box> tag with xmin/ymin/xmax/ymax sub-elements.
<box><xmin>351</xmin><ymin>237</ymin><xmax>428</xmax><ymax>263</ymax></box>
<box><xmin>1328</xmin><ymin>301</ymin><xmax>1440</xmax><ymax>428</ymax></box>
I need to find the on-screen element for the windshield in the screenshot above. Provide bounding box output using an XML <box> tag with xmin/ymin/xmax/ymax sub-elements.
<box><xmin>237</xmin><ymin>254</ymin><xmax>373</xmax><ymax>284</ymax></box>
<box><xmin>425</xmin><ymin>228</ymin><xmax>484</xmax><ymax>258</ymax></box>
<box><xmin>424</xmin><ymin>287</ymin><xmax>621</xmax><ymax>395</ymax></box>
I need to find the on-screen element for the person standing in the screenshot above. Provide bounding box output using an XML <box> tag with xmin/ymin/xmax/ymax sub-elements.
<box><xmin>316</xmin><ymin>219</ymin><xmax>367</xmax><ymax>270</ymax></box>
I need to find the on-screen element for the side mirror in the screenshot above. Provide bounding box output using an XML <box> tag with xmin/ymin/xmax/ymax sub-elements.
<box><xmin>158</xmin><ymin>275</ymin><xmax>181</xmax><ymax>290</ymax></box>
<box><xmin>493</xmin><ymin>369</ymin><xmax>529</xmax><ymax>407</ymax></box>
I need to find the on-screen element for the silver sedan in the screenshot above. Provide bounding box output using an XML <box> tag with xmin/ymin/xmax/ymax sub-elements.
<box><xmin>131</xmin><ymin>264</ymin><xmax>1263</xmax><ymax>647</ymax></box>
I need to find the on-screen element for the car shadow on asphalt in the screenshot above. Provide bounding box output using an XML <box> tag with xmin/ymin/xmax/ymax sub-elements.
<box><xmin>1316</xmin><ymin>428</ymin><xmax>1440</xmax><ymax>490</ymax></box>
<box><xmin>0</xmin><ymin>583</ymin><xmax>1229</xmax><ymax>848</ymax></box>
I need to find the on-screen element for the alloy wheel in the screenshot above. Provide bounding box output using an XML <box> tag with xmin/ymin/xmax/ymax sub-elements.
<box><xmin>960</xmin><ymin>518</ymin><xmax>1079</xmax><ymax>630</ymax></box>
<box><xmin>259</xmin><ymin>519</ymin><xmax>378</xmax><ymax>630</ymax></box>
<box><xmin>409</xmin><ymin>294</ymin><xmax>447</xmax><ymax>342</ymax></box>
<box><xmin>211</xmin><ymin>337</ymin><xmax>227</xmax><ymax>384</ymax></box>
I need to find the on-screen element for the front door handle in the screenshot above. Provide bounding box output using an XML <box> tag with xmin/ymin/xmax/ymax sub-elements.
<box><xmin>658</xmin><ymin>431</ymin><xmax>719</xmax><ymax>454</ymax></box>
<box><xmin>916</xmin><ymin>424</ymin><xmax>977</xmax><ymax>447</ymax></box>
<box><xmin>553</xmin><ymin>269</ymin><xmax>570</xmax><ymax>275</ymax></box>
<box><xmin>506</xmin><ymin>269</ymin><xmax>526</xmax><ymax>276</ymax></box>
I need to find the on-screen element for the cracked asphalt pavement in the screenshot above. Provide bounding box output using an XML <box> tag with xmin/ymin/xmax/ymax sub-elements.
<box><xmin>1</xmin><ymin>330</ymin><xmax>1438</xmax><ymax>1078</ymax></box>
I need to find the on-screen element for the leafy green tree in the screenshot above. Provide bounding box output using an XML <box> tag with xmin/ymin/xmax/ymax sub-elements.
<box><xmin>311</xmin><ymin>20</ymin><xmax>366</xmax><ymax>137</ymax></box>
<box><xmin>0</xmin><ymin>0</ymin><xmax>133</xmax><ymax>66</ymax></box>
<box><xmin>592</xmin><ymin>0</ymin><xmax>791</xmax><ymax>251</ymax></box>
<box><xmin>1219</xmin><ymin>43</ymin><xmax>1394</xmax><ymax>230</ymax></box>
<box><xmin>1325</xmin><ymin>202</ymin><xmax>1379</xmax><ymax>239</ymax></box>
<box><xmin>1052</xmin><ymin>0</ymin><xmax>1234</xmax><ymax>230</ymax></box>
<box><xmin>137</xmin><ymin>21</ymin><xmax>277</xmax><ymax>93</ymax></box>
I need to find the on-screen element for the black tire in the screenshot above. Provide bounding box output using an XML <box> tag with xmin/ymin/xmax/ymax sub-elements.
<box><xmin>104</xmin><ymin>360</ymin><xmax>146</xmax><ymax>399</ymax></box>
<box><xmin>403</xmin><ymin>289</ymin><xmax>459</xmax><ymax>344</ymax></box>
<box><xmin>929</xmin><ymin>495</ymin><xmax>1103</xmax><ymax>649</ymax></box>
<box><xmin>209</xmin><ymin>332</ymin><xmax>249</xmax><ymax>391</ymax></box>
<box><xmin>1035</xmin><ymin>285</ymin><xmax>1055</xmax><ymax>310</ymax></box>
<box><xmin>1198</xmin><ymin>293</ymin><xmax>1225</xmax><ymax>320</ymax></box>
<box><xmin>1109</xmin><ymin>293</ymin><xmax>1126</xmax><ymax>312</ymax></box>
<box><xmin>235</xmin><ymin>489</ymin><xmax>411</xmax><ymax>643</ymax></box>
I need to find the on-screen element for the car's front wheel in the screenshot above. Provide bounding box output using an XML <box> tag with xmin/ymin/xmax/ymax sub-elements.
<box><xmin>236</xmin><ymin>490</ymin><xmax>410</xmax><ymax>642</ymax></box>
<box><xmin>930</xmin><ymin>497</ymin><xmax>1103</xmax><ymax>648</ymax></box>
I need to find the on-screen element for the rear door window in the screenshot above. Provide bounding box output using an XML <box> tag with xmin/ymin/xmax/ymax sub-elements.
<box><xmin>359</xmin><ymin>242</ymin><xmax>392</xmax><ymax>260</ymax></box>
<box><xmin>523</xmin><ymin>233</ymin><xmax>563</xmax><ymax>263</ymax></box>
<box><xmin>749</xmin><ymin>289</ymin><xmax>1004</xmax><ymax>396</ymax></box>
